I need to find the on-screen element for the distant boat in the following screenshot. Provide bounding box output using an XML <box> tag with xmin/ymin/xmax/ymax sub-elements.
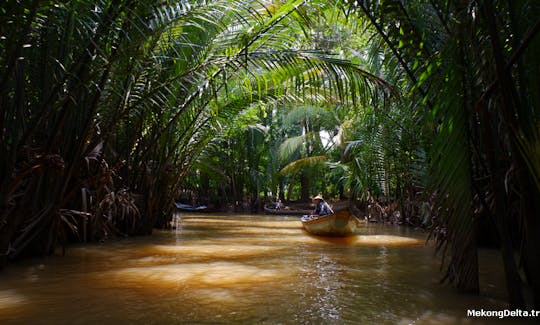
<box><xmin>175</xmin><ymin>202</ymin><xmax>208</xmax><ymax>211</ymax></box>
<box><xmin>263</xmin><ymin>204</ymin><xmax>312</xmax><ymax>215</ymax></box>
<box><xmin>300</xmin><ymin>209</ymin><xmax>361</xmax><ymax>237</ymax></box>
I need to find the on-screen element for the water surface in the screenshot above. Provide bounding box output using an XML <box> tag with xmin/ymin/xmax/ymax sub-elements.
<box><xmin>0</xmin><ymin>214</ymin><xmax>526</xmax><ymax>324</ymax></box>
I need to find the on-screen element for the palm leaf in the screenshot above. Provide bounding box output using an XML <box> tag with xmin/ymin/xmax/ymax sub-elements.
<box><xmin>279</xmin><ymin>155</ymin><xmax>327</xmax><ymax>176</ymax></box>
<box><xmin>278</xmin><ymin>135</ymin><xmax>306</xmax><ymax>161</ymax></box>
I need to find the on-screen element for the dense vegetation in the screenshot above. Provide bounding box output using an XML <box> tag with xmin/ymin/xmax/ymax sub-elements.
<box><xmin>1</xmin><ymin>0</ymin><xmax>539</xmax><ymax>308</ymax></box>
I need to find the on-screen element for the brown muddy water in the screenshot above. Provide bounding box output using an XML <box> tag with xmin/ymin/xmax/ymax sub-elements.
<box><xmin>0</xmin><ymin>214</ymin><xmax>531</xmax><ymax>324</ymax></box>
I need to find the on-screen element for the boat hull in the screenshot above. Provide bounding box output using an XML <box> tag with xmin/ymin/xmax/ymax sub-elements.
<box><xmin>175</xmin><ymin>202</ymin><xmax>208</xmax><ymax>211</ymax></box>
<box><xmin>300</xmin><ymin>209</ymin><xmax>360</xmax><ymax>237</ymax></box>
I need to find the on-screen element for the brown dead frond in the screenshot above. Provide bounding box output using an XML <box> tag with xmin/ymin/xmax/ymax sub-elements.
<box><xmin>95</xmin><ymin>189</ymin><xmax>141</xmax><ymax>237</ymax></box>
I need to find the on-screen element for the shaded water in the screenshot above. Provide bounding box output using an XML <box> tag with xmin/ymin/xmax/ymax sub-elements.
<box><xmin>0</xmin><ymin>214</ymin><xmax>529</xmax><ymax>324</ymax></box>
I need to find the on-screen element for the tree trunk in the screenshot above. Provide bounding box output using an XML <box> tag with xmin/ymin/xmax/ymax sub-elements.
<box><xmin>300</xmin><ymin>171</ymin><xmax>310</xmax><ymax>201</ymax></box>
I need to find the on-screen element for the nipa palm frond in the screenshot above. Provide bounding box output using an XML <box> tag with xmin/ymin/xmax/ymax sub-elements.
<box><xmin>278</xmin><ymin>135</ymin><xmax>306</xmax><ymax>161</ymax></box>
<box><xmin>279</xmin><ymin>155</ymin><xmax>327</xmax><ymax>176</ymax></box>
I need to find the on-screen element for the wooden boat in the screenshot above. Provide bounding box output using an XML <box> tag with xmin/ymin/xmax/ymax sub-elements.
<box><xmin>175</xmin><ymin>202</ymin><xmax>208</xmax><ymax>211</ymax></box>
<box><xmin>300</xmin><ymin>209</ymin><xmax>361</xmax><ymax>237</ymax></box>
<box><xmin>263</xmin><ymin>204</ymin><xmax>312</xmax><ymax>215</ymax></box>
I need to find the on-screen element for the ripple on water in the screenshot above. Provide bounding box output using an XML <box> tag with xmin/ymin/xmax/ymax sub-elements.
<box><xmin>0</xmin><ymin>290</ymin><xmax>26</xmax><ymax>310</ymax></box>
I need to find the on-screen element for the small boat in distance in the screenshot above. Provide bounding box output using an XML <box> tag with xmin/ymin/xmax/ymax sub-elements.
<box><xmin>175</xmin><ymin>202</ymin><xmax>208</xmax><ymax>211</ymax></box>
<box><xmin>263</xmin><ymin>204</ymin><xmax>312</xmax><ymax>215</ymax></box>
<box><xmin>300</xmin><ymin>209</ymin><xmax>361</xmax><ymax>237</ymax></box>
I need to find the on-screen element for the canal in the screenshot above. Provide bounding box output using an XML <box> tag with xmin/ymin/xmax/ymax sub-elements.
<box><xmin>0</xmin><ymin>214</ymin><xmax>525</xmax><ymax>324</ymax></box>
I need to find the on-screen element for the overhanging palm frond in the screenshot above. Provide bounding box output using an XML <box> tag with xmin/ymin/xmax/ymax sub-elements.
<box><xmin>278</xmin><ymin>135</ymin><xmax>306</xmax><ymax>161</ymax></box>
<box><xmin>279</xmin><ymin>155</ymin><xmax>327</xmax><ymax>176</ymax></box>
<box><xmin>425</xmin><ymin>32</ymin><xmax>477</xmax><ymax>292</ymax></box>
<box><xmin>284</xmin><ymin>105</ymin><xmax>337</xmax><ymax>129</ymax></box>
<box><xmin>143</xmin><ymin>0</ymin><xmax>399</xmax><ymax>187</ymax></box>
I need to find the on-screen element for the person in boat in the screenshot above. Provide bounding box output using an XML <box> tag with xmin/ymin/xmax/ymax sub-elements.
<box><xmin>311</xmin><ymin>195</ymin><xmax>334</xmax><ymax>217</ymax></box>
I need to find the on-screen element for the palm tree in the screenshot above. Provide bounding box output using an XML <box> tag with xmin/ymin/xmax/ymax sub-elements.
<box><xmin>345</xmin><ymin>0</ymin><xmax>540</xmax><ymax>308</ymax></box>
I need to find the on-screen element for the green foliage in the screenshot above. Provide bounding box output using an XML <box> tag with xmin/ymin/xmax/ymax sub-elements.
<box><xmin>3</xmin><ymin>0</ymin><xmax>539</xmax><ymax>310</ymax></box>
<box><xmin>344</xmin><ymin>0</ymin><xmax>540</xmax><ymax>307</ymax></box>
<box><xmin>0</xmin><ymin>0</ymin><xmax>390</xmax><ymax>262</ymax></box>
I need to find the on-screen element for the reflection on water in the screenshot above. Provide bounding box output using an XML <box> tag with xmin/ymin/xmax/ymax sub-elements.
<box><xmin>0</xmin><ymin>214</ymin><xmax>526</xmax><ymax>324</ymax></box>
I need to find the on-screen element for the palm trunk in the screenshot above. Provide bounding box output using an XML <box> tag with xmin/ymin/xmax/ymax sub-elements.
<box><xmin>479</xmin><ymin>0</ymin><xmax>527</xmax><ymax>308</ymax></box>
